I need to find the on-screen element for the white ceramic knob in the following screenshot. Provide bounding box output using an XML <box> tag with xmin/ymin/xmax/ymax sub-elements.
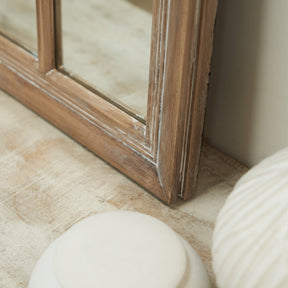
<box><xmin>29</xmin><ymin>211</ymin><xmax>211</xmax><ymax>288</ymax></box>
<box><xmin>212</xmin><ymin>148</ymin><xmax>288</xmax><ymax>288</ymax></box>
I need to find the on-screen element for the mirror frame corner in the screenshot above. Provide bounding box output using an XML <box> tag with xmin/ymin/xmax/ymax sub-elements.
<box><xmin>0</xmin><ymin>0</ymin><xmax>218</xmax><ymax>204</ymax></box>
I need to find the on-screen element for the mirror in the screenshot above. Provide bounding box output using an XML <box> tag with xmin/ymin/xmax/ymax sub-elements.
<box><xmin>61</xmin><ymin>0</ymin><xmax>153</xmax><ymax>120</ymax></box>
<box><xmin>0</xmin><ymin>0</ymin><xmax>37</xmax><ymax>54</ymax></box>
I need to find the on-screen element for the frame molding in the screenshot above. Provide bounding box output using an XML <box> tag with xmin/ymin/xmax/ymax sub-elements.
<box><xmin>0</xmin><ymin>0</ymin><xmax>217</xmax><ymax>204</ymax></box>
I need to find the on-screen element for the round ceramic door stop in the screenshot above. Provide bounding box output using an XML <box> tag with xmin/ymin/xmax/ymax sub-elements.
<box><xmin>29</xmin><ymin>211</ymin><xmax>211</xmax><ymax>288</ymax></box>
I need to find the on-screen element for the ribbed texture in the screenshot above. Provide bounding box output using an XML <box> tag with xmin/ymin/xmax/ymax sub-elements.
<box><xmin>212</xmin><ymin>148</ymin><xmax>288</xmax><ymax>288</ymax></box>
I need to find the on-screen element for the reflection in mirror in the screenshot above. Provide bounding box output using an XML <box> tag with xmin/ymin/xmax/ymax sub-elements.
<box><xmin>61</xmin><ymin>0</ymin><xmax>153</xmax><ymax>120</ymax></box>
<box><xmin>0</xmin><ymin>0</ymin><xmax>37</xmax><ymax>54</ymax></box>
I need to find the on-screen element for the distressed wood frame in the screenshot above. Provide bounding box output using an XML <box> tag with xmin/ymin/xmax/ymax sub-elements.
<box><xmin>0</xmin><ymin>0</ymin><xmax>217</xmax><ymax>204</ymax></box>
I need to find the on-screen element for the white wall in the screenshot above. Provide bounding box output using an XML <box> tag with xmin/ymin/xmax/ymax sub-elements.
<box><xmin>204</xmin><ymin>0</ymin><xmax>288</xmax><ymax>167</ymax></box>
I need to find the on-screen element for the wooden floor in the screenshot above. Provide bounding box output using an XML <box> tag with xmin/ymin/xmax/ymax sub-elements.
<box><xmin>0</xmin><ymin>89</ymin><xmax>247</xmax><ymax>287</ymax></box>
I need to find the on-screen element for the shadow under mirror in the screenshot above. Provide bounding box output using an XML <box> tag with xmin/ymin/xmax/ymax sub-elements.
<box><xmin>60</xmin><ymin>0</ymin><xmax>153</xmax><ymax>121</ymax></box>
<box><xmin>0</xmin><ymin>0</ymin><xmax>37</xmax><ymax>54</ymax></box>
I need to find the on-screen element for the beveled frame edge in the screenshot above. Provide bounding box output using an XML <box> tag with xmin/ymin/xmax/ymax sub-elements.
<box><xmin>154</xmin><ymin>0</ymin><xmax>218</xmax><ymax>201</ymax></box>
<box><xmin>0</xmin><ymin>40</ymin><xmax>168</xmax><ymax>202</ymax></box>
<box><xmin>0</xmin><ymin>0</ymin><xmax>217</xmax><ymax>204</ymax></box>
<box><xmin>182</xmin><ymin>0</ymin><xmax>219</xmax><ymax>199</ymax></box>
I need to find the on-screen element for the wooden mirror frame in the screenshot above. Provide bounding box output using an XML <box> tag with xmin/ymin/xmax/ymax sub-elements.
<box><xmin>0</xmin><ymin>0</ymin><xmax>217</xmax><ymax>204</ymax></box>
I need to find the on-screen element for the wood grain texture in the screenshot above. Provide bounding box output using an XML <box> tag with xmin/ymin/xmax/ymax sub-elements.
<box><xmin>0</xmin><ymin>38</ymin><xmax>166</xmax><ymax>202</ymax></box>
<box><xmin>182</xmin><ymin>0</ymin><xmax>219</xmax><ymax>200</ymax></box>
<box><xmin>0</xmin><ymin>0</ymin><xmax>218</xmax><ymax>204</ymax></box>
<box><xmin>0</xmin><ymin>89</ymin><xmax>247</xmax><ymax>287</ymax></box>
<box><xmin>157</xmin><ymin>0</ymin><xmax>218</xmax><ymax>201</ymax></box>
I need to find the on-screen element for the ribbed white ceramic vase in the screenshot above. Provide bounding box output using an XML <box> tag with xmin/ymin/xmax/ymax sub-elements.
<box><xmin>29</xmin><ymin>211</ymin><xmax>211</xmax><ymax>288</ymax></box>
<box><xmin>212</xmin><ymin>147</ymin><xmax>288</xmax><ymax>288</ymax></box>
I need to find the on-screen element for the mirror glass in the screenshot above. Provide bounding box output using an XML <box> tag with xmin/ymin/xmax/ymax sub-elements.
<box><xmin>0</xmin><ymin>0</ymin><xmax>37</xmax><ymax>54</ymax></box>
<box><xmin>61</xmin><ymin>0</ymin><xmax>153</xmax><ymax>120</ymax></box>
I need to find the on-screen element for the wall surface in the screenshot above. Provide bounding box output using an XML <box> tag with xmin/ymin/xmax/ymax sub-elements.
<box><xmin>204</xmin><ymin>0</ymin><xmax>288</xmax><ymax>167</ymax></box>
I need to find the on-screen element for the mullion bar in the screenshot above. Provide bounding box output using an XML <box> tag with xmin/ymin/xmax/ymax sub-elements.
<box><xmin>54</xmin><ymin>0</ymin><xmax>63</xmax><ymax>68</ymax></box>
<box><xmin>36</xmin><ymin>0</ymin><xmax>55</xmax><ymax>73</ymax></box>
